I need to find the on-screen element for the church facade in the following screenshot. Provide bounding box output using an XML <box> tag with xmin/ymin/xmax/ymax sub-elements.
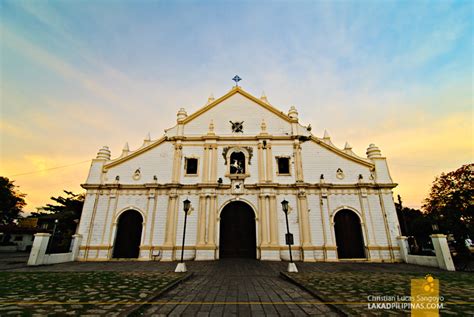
<box><xmin>77</xmin><ymin>85</ymin><xmax>402</xmax><ymax>262</ymax></box>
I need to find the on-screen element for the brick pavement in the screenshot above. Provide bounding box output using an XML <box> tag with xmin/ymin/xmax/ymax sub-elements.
<box><xmin>6</xmin><ymin>256</ymin><xmax>455</xmax><ymax>316</ymax></box>
<box><xmin>140</xmin><ymin>259</ymin><xmax>339</xmax><ymax>316</ymax></box>
<box><xmin>0</xmin><ymin>252</ymin><xmax>29</xmax><ymax>271</ymax></box>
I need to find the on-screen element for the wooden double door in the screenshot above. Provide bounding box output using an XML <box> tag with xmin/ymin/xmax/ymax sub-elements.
<box><xmin>219</xmin><ymin>201</ymin><xmax>256</xmax><ymax>259</ymax></box>
<box><xmin>334</xmin><ymin>209</ymin><xmax>366</xmax><ymax>259</ymax></box>
<box><xmin>112</xmin><ymin>210</ymin><xmax>143</xmax><ymax>258</ymax></box>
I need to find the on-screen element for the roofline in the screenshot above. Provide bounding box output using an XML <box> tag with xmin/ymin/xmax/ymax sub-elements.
<box><xmin>182</xmin><ymin>86</ymin><xmax>296</xmax><ymax>124</ymax></box>
<box><xmin>309</xmin><ymin>136</ymin><xmax>374</xmax><ymax>168</ymax></box>
<box><xmin>103</xmin><ymin>136</ymin><xmax>167</xmax><ymax>170</ymax></box>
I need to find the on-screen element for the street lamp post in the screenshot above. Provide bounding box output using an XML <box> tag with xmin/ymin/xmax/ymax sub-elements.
<box><xmin>175</xmin><ymin>199</ymin><xmax>191</xmax><ymax>273</ymax></box>
<box><xmin>47</xmin><ymin>219</ymin><xmax>59</xmax><ymax>253</ymax></box>
<box><xmin>281</xmin><ymin>199</ymin><xmax>298</xmax><ymax>273</ymax></box>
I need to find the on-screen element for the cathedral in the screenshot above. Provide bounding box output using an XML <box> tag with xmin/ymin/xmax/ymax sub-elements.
<box><xmin>77</xmin><ymin>82</ymin><xmax>402</xmax><ymax>262</ymax></box>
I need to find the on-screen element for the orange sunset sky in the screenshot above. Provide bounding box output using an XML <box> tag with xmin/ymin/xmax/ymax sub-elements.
<box><xmin>1</xmin><ymin>1</ymin><xmax>472</xmax><ymax>213</ymax></box>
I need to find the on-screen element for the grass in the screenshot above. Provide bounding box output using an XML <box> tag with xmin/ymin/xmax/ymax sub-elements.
<box><xmin>0</xmin><ymin>271</ymin><xmax>185</xmax><ymax>315</ymax></box>
<box><xmin>286</xmin><ymin>271</ymin><xmax>474</xmax><ymax>316</ymax></box>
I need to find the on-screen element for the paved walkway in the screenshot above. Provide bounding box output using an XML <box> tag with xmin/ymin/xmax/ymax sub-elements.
<box><xmin>142</xmin><ymin>259</ymin><xmax>339</xmax><ymax>316</ymax></box>
<box><xmin>5</xmin><ymin>257</ymin><xmax>449</xmax><ymax>316</ymax></box>
<box><xmin>0</xmin><ymin>252</ymin><xmax>29</xmax><ymax>271</ymax></box>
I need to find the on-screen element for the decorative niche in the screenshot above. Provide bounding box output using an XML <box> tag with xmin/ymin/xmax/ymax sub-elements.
<box><xmin>222</xmin><ymin>147</ymin><xmax>252</xmax><ymax>179</ymax></box>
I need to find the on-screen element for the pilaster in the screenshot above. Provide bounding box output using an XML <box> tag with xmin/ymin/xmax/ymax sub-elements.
<box><xmin>293</xmin><ymin>140</ymin><xmax>304</xmax><ymax>182</ymax></box>
<box><xmin>172</xmin><ymin>142</ymin><xmax>183</xmax><ymax>183</ymax></box>
<box><xmin>265</xmin><ymin>143</ymin><xmax>273</xmax><ymax>182</ymax></box>
<box><xmin>257</xmin><ymin>142</ymin><xmax>265</xmax><ymax>183</ymax></box>
<box><xmin>209</xmin><ymin>144</ymin><xmax>218</xmax><ymax>183</ymax></box>
<box><xmin>162</xmin><ymin>192</ymin><xmax>178</xmax><ymax>261</ymax></box>
<box><xmin>202</xmin><ymin>145</ymin><xmax>210</xmax><ymax>183</ymax></box>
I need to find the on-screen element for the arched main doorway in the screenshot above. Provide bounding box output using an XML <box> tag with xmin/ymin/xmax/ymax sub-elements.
<box><xmin>112</xmin><ymin>210</ymin><xmax>143</xmax><ymax>258</ymax></box>
<box><xmin>334</xmin><ymin>209</ymin><xmax>366</xmax><ymax>259</ymax></box>
<box><xmin>219</xmin><ymin>201</ymin><xmax>256</xmax><ymax>258</ymax></box>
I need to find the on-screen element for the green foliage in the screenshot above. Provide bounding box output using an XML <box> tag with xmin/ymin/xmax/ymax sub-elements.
<box><xmin>32</xmin><ymin>190</ymin><xmax>85</xmax><ymax>237</ymax></box>
<box><xmin>0</xmin><ymin>177</ymin><xmax>26</xmax><ymax>225</ymax></box>
<box><xmin>422</xmin><ymin>163</ymin><xmax>474</xmax><ymax>240</ymax></box>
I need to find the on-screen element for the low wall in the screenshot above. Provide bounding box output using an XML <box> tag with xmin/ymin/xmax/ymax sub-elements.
<box><xmin>43</xmin><ymin>253</ymin><xmax>74</xmax><ymax>265</ymax></box>
<box><xmin>28</xmin><ymin>233</ymin><xmax>82</xmax><ymax>266</ymax></box>
<box><xmin>0</xmin><ymin>245</ymin><xmax>17</xmax><ymax>252</ymax></box>
<box><xmin>405</xmin><ymin>254</ymin><xmax>439</xmax><ymax>268</ymax></box>
<box><xmin>397</xmin><ymin>235</ymin><xmax>455</xmax><ymax>271</ymax></box>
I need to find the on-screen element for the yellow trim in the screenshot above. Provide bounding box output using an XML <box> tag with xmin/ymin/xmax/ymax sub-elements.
<box><xmin>183</xmin><ymin>86</ymin><xmax>294</xmax><ymax>124</ymax></box>
<box><xmin>310</xmin><ymin>136</ymin><xmax>374</xmax><ymax>168</ymax></box>
<box><xmin>104</xmin><ymin>136</ymin><xmax>167</xmax><ymax>169</ymax></box>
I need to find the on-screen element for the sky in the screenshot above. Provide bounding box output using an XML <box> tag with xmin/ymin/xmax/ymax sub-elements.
<box><xmin>0</xmin><ymin>0</ymin><xmax>472</xmax><ymax>213</ymax></box>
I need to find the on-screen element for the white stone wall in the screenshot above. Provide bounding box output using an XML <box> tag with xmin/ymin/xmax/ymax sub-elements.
<box><xmin>78</xmin><ymin>89</ymin><xmax>401</xmax><ymax>263</ymax></box>
<box><xmin>301</xmin><ymin>141</ymin><xmax>372</xmax><ymax>183</ymax></box>
<box><xmin>105</xmin><ymin>142</ymin><xmax>174</xmax><ymax>184</ymax></box>
<box><xmin>184</xmin><ymin>94</ymin><xmax>292</xmax><ymax>136</ymax></box>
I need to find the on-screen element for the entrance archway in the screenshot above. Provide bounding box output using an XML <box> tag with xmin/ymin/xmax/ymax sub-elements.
<box><xmin>112</xmin><ymin>210</ymin><xmax>143</xmax><ymax>258</ymax></box>
<box><xmin>334</xmin><ymin>209</ymin><xmax>366</xmax><ymax>259</ymax></box>
<box><xmin>219</xmin><ymin>201</ymin><xmax>256</xmax><ymax>258</ymax></box>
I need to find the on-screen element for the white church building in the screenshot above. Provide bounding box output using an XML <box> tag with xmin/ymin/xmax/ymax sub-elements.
<box><xmin>77</xmin><ymin>83</ymin><xmax>402</xmax><ymax>262</ymax></box>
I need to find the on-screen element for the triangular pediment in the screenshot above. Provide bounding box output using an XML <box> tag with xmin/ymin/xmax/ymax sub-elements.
<box><xmin>182</xmin><ymin>86</ymin><xmax>295</xmax><ymax>125</ymax></box>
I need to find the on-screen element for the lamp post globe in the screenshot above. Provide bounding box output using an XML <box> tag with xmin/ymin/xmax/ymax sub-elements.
<box><xmin>281</xmin><ymin>199</ymin><xmax>289</xmax><ymax>214</ymax></box>
<box><xmin>183</xmin><ymin>199</ymin><xmax>191</xmax><ymax>213</ymax></box>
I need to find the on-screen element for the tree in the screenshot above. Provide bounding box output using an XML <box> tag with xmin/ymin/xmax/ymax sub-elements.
<box><xmin>32</xmin><ymin>190</ymin><xmax>85</xmax><ymax>238</ymax></box>
<box><xmin>0</xmin><ymin>177</ymin><xmax>26</xmax><ymax>225</ymax></box>
<box><xmin>422</xmin><ymin>164</ymin><xmax>474</xmax><ymax>241</ymax></box>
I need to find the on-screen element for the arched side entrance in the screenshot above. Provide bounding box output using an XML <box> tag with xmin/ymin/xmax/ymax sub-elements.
<box><xmin>334</xmin><ymin>209</ymin><xmax>366</xmax><ymax>259</ymax></box>
<box><xmin>219</xmin><ymin>201</ymin><xmax>256</xmax><ymax>259</ymax></box>
<box><xmin>112</xmin><ymin>210</ymin><xmax>143</xmax><ymax>258</ymax></box>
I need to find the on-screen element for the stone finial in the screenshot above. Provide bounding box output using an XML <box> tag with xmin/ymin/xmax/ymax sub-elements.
<box><xmin>366</xmin><ymin>144</ymin><xmax>382</xmax><ymax>158</ymax></box>
<box><xmin>323</xmin><ymin>129</ymin><xmax>330</xmax><ymax>140</ymax></box>
<box><xmin>96</xmin><ymin>146</ymin><xmax>111</xmax><ymax>160</ymax></box>
<box><xmin>343</xmin><ymin>142</ymin><xmax>356</xmax><ymax>156</ymax></box>
<box><xmin>122</xmin><ymin>142</ymin><xmax>130</xmax><ymax>156</ymax></box>
<box><xmin>260</xmin><ymin>91</ymin><xmax>269</xmax><ymax>103</ymax></box>
<box><xmin>207</xmin><ymin>93</ymin><xmax>215</xmax><ymax>104</ymax></box>
<box><xmin>207</xmin><ymin>120</ymin><xmax>215</xmax><ymax>135</ymax></box>
<box><xmin>288</xmin><ymin>106</ymin><xmax>298</xmax><ymax>119</ymax></box>
<box><xmin>322</xmin><ymin>129</ymin><xmax>335</xmax><ymax>147</ymax></box>
<box><xmin>143</xmin><ymin>133</ymin><xmax>151</xmax><ymax>146</ymax></box>
<box><xmin>177</xmin><ymin>108</ymin><xmax>187</xmax><ymax>122</ymax></box>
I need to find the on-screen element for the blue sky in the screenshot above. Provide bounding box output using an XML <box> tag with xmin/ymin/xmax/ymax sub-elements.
<box><xmin>1</xmin><ymin>0</ymin><xmax>472</xmax><ymax>210</ymax></box>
